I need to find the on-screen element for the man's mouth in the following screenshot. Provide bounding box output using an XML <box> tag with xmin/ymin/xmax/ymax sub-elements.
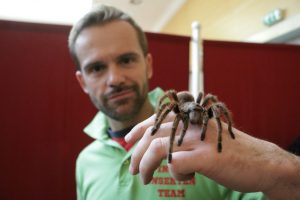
<box><xmin>107</xmin><ymin>88</ymin><xmax>135</xmax><ymax>102</ymax></box>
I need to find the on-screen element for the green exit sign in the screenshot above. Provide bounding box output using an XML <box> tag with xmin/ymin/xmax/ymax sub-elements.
<box><xmin>263</xmin><ymin>9</ymin><xmax>284</xmax><ymax>26</ymax></box>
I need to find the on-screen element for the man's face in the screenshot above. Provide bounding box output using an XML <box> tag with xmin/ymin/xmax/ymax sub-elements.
<box><xmin>74</xmin><ymin>20</ymin><xmax>153</xmax><ymax>121</ymax></box>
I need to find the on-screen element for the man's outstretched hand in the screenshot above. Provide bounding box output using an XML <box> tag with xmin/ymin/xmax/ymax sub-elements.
<box><xmin>125</xmin><ymin>114</ymin><xmax>300</xmax><ymax>199</ymax></box>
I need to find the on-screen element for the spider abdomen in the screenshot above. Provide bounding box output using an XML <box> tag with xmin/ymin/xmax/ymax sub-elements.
<box><xmin>177</xmin><ymin>91</ymin><xmax>194</xmax><ymax>104</ymax></box>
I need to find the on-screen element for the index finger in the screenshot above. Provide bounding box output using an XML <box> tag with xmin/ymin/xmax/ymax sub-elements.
<box><xmin>125</xmin><ymin>114</ymin><xmax>156</xmax><ymax>144</ymax></box>
<box><xmin>129</xmin><ymin>121</ymin><xmax>174</xmax><ymax>176</ymax></box>
<box><xmin>139</xmin><ymin>137</ymin><xmax>170</xmax><ymax>184</ymax></box>
<box><xmin>125</xmin><ymin>112</ymin><xmax>175</xmax><ymax>144</ymax></box>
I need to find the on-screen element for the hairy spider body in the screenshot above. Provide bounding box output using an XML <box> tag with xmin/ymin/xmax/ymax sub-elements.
<box><xmin>151</xmin><ymin>90</ymin><xmax>235</xmax><ymax>163</ymax></box>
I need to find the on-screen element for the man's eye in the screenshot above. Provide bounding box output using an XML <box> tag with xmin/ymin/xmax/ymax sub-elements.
<box><xmin>87</xmin><ymin>64</ymin><xmax>105</xmax><ymax>73</ymax></box>
<box><xmin>92</xmin><ymin>65</ymin><xmax>102</xmax><ymax>71</ymax></box>
<box><xmin>120</xmin><ymin>56</ymin><xmax>134</xmax><ymax>65</ymax></box>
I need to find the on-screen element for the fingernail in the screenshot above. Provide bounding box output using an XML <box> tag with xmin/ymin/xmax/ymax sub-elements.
<box><xmin>142</xmin><ymin>177</ymin><xmax>150</xmax><ymax>185</ymax></box>
<box><xmin>129</xmin><ymin>165</ymin><xmax>133</xmax><ymax>174</ymax></box>
<box><xmin>141</xmin><ymin>176</ymin><xmax>147</xmax><ymax>185</ymax></box>
<box><xmin>129</xmin><ymin>165</ymin><xmax>136</xmax><ymax>175</ymax></box>
<box><xmin>124</xmin><ymin>134</ymin><xmax>130</xmax><ymax>142</ymax></box>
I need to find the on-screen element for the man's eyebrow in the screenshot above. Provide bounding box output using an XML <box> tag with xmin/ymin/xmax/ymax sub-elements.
<box><xmin>116</xmin><ymin>52</ymin><xmax>139</xmax><ymax>59</ymax></box>
<box><xmin>82</xmin><ymin>52</ymin><xmax>140</xmax><ymax>70</ymax></box>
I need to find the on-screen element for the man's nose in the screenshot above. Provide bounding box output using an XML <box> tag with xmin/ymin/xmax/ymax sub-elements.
<box><xmin>106</xmin><ymin>65</ymin><xmax>125</xmax><ymax>86</ymax></box>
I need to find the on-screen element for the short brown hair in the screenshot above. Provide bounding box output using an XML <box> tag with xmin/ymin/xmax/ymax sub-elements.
<box><xmin>68</xmin><ymin>4</ymin><xmax>148</xmax><ymax>70</ymax></box>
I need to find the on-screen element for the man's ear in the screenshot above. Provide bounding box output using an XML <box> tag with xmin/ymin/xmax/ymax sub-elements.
<box><xmin>146</xmin><ymin>53</ymin><xmax>153</xmax><ymax>79</ymax></box>
<box><xmin>75</xmin><ymin>71</ymin><xmax>89</xmax><ymax>94</ymax></box>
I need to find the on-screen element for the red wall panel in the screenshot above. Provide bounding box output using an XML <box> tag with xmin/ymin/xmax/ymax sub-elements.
<box><xmin>0</xmin><ymin>20</ymin><xmax>189</xmax><ymax>200</ymax></box>
<box><xmin>0</xmin><ymin>20</ymin><xmax>95</xmax><ymax>200</ymax></box>
<box><xmin>147</xmin><ymin>32</ymin><xmax>189</xmax><ymax>91</ymax></box>
<box><xmin>203</xmin><ymin>40</ymin><xmax>300</xmax><ymax>149</ymax></box>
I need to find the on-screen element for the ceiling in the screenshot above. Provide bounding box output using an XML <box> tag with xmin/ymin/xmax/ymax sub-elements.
<box><xmin>1</xmin><ymin>0</ymin><xmax>298</xmax><ymax>44</ymax></box>
<box><xmin>0</xmin><ymin>0</ymin><xmax>91</xmax><ymax>25</ymax></box>
<box><xmin>0</xmin><ymin>0</ymin><xmax>186</xmax><ymax>32</ymax></box>
<box><xmin>92</xmin><ymin>0</ymin><xmax>187</xmax><ymax>32</ymax></box>
<box><xmin>91</xmin><ymin>0</ymin><xmax>300</xmax><ymax>44</ymax></box>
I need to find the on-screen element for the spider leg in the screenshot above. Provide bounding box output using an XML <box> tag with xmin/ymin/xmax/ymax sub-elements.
<box><xmin>177</xmin><ymin>115</ymin><xmax>189</xmax><ymax>146</ymax></box>
<box><xmin>216</xmin><ymin>117</ymin><xmax>223</xmax><ymax>152</ymax></box>
<box><xmin>196</xmin><ymin>92</ymin><xmax>203</xmax><ymax>104</ymax></box>
<box><xmin>202</xmin><ymin>93</ymin><xmax>218</xmax><ymax>107</ymax></box>
<box><xmin>211</xmin><ymin>106</ymin><xmax>223</xmax><ymax>152</ymax></box>
<box><xmin>159</xmin><ymin>90</ymin><xmax>177</xmax><ymax>106</ymax></box>
<box><xmin>168</xmin><ymin>114</ymin><xmax>181</xmax><ymax>163</ymax></box>
<box><xmin>153</xmin><ymin>102</ymin><xmax>169</xmax><ymax>125</ymax></box>
<box><xmin>158</xmin><ymin>94</ymin><xmax>170</xmax><ymax>107</ymax></box>
<box><xmin>151</xmin><ymin>103</ymin><xmax>176</xmax><ymax>136</ymax></box>
<box><xmin>200</xmin><ymin>112</ymin><xmax>210</xmax><ymax>141</ymax></box>
<box><xmin>215</xmin><ymin>103</ymin><xmax>235</xmax><ymax>139</ymax></box>
<box><xmin>151</xmin><ymin>90</ymin><xmax>179</xmax><ymax>136</ymax></box>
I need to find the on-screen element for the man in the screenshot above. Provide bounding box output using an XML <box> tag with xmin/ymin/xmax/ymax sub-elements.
<box><xmin>68</xmin><ymin>5</ymin><xmax>267</xmax><ymax>199</ymax></box>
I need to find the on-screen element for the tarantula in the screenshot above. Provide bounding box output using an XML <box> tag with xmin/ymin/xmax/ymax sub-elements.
<box><xmin>151</xmin><ymin>90</ymin><xmax>235</xmax><ymax>163</ymax></box>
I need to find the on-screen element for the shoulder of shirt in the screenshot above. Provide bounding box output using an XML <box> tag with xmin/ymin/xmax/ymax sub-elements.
<box><xmin>148</xmin><ymin>87</ymin><xmax>164</xmax><ymax>107</ymax></box>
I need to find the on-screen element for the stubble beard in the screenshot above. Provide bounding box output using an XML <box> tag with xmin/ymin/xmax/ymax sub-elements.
<box><xmin>90</xmin><ymin>82</ymin><xmax>149</xmax><ymax>121</ymax></box>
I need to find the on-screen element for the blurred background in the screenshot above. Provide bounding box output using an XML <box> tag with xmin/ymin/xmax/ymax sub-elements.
<box><xmin>1</xmin><ymin>0</ymin><xmax>299</xmax><ymax>44</ymax></box>
<box><xmin>1</xmin><ymin>1</ymin><xmax>300</xmax><ymax>200</ymax></box>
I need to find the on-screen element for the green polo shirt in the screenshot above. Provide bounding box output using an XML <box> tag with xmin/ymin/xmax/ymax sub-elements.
<box><xmin>76</xmin><ymin>87</ymin><xmax>266</xmax><ymax>200</ymax></box>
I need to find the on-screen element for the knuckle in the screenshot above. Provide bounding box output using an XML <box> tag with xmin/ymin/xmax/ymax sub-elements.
<box><xmin>150</xmin><ymin>137</ymin><xmax>168</xmax><ymax>156</ymax></box>
<box><xmin>144</xmin><ymin>126</ymin><xmax>155</xmax><ymax>139</ymax></box>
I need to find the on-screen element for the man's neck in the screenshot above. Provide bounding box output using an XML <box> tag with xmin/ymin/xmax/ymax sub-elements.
<box><xmin>108</xmin><ymin>99</ymin><xmax>154</xmax><ymax>131</ymax></box>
